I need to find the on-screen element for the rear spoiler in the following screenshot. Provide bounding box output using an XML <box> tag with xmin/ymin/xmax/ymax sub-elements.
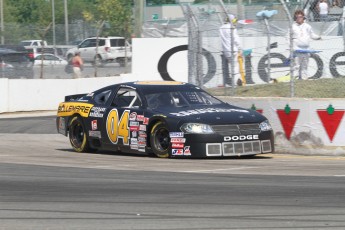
<box><xmin>65</xmin><ymin>93</ymin><xmax>87</xmax><ymax>102</ymax></box>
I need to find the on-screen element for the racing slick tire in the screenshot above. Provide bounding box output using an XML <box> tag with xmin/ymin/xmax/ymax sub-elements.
<box><xmin>69</xmin><ymin>116</ymin><xmax>96</xmax><ymax>153</ymax></box>
<box><xmin>150</xmin><ymin>122</ymin><xmax>170</xmax><ymax>158</ymax></box>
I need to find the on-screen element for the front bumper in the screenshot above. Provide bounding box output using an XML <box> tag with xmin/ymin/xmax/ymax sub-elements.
<box><xmin>170</xmin><ymin>131</ymin><xmax>274</xmax><ymax>158</ymax></box>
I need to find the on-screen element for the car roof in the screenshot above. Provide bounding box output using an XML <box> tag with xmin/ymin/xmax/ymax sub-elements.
<box><xmin>97</xmin><ymin>81</ymin><xmax>202</xmax><ymax>94</ymax></box>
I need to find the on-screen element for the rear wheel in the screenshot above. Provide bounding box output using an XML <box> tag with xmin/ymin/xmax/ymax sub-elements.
<box><xmin>150</xmin><ymin>122</ymin><xmax>170</xmax><ymax>158</ymax></box>
<box><xmin>69</xmin><ymin>116</ymin><xmax>96</xmax><ymax>153</ymax></box>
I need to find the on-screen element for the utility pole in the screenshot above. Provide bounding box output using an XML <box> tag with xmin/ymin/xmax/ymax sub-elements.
<box><xmin>64</xmin><ymin>0</ymin><xmax>69</xmax><ymax>44</ymax></box>
<box><xmin>134</xmin><ymin>0</ymin><xmax>145</xmax><ymax>37</ymax></box>
<box><xmin>52</xmin><ymin>0</ymin><xmax>56</xmax><ymax>46</ymax></box>
<box><xmin>0</xmin><ymin>0</ymin><xmax>4</xmax><ymax>44</ymax></box>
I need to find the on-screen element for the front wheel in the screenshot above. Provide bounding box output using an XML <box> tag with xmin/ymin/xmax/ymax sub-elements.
<box><xmin>69</xmin><ymin>116</ymin><xmax>96</xmax><ymax>153</ymax></box>
<box><xmin>150</xmin><ymin>122</ymin><xmax>170</xmax><ymax>158</ymax></box>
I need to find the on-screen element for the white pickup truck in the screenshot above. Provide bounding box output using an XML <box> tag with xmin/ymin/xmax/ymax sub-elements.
<box><xmin>19</xmin><ymin>40</ymin><xmax>48</xmax><ymax>47</ymax></box>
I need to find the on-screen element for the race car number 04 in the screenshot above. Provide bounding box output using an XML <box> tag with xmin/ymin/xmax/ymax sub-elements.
<box><xmin>106</xmin><ymin>109</ymin><xmax>130</xmax><ymax>145</ymax></box>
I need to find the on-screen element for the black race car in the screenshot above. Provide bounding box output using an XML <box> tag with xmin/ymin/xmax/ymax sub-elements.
<box><xmin>56</xmin><ymin>81</ymin><xmax>274</xmax><ymax>158</ymax></box>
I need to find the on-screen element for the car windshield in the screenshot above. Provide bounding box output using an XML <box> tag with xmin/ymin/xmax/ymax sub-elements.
<box><xmin>145</xmin><ymin>91</ymin><xmax>223</xmax><ymax>109</ymax></box>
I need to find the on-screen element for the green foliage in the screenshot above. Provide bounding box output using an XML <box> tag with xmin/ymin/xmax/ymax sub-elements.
<box><xmin>146</xmin><ymin>0</ymin><xmax>176</xmax><ymax>6</ymax></box>
<box><xmin>2</xmin><ymin>0</ymin><xmax>133</xmax><ymax>43</ymax></box>
<box><xmin>96</xmin><ymin>0</ymin><xmax>132</xmax><ymax>38</ymax></box>
<box><xmin>193</xmin><ymin>0</ymin><xmax>209</xmax><ymax>3</ymax></box>
<box><xmin>207</xmin><ymin>78</ymin><xmax>345</xmax><ymax>98</ymax></box>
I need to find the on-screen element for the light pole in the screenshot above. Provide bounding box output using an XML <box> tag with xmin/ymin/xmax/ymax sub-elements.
<box><xmin>64</xmin><ymin>0</ymin><xmax>69</xmax><ymax>44</ymax></box>
<box><xmin>52</xmin><ymin>0</ymin><xmax>56</xmax><ymax>46</ymax></box>
<box><xmin>0</xmin><ymin>0</ymin><xmax>4</xmax><ymax>44</ymax></box>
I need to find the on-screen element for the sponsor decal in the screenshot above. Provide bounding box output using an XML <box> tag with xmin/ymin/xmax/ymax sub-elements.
<box><xmin>169</xmin><ymin>132</ymin><xmax>184</xmax><ymax>138</ymax></box>
<box><xmin>129</xmin><ymin>112</ymin><xmax>137</xmax><ymax>121</ymax></box>
<box><xmin>138</xmin><ymin>141</ymin><xmax>146</xmax><ymax>146</ymax></box>
<box><xmin>172</xmin><ymin>143</ymin><xmax>184</xmax><ymax>148</ymax></box>
<box><xmin>137</xmin><ymin>115</ymin><xmax>144</xmax><ymax>122</ymax></box>
<box><xmin>171</xmin><ymin>137</ymin><xmax>186</xmax><ymax>143</ymax></box>
<box><xmin>89</xmin><ymin>107</ymin><xmax>106</xmax><ymax>118</ymax></box>
<box><xmin>130</xmin><ymin>121</ymin><xmax>139</xmax><ymax>126</ymax></box>
<box><xmin>143</xmin><ymin>117</ymin><xmax>149</xmax><ymax>125</ymax></box>
<box><xmin>91</xmin><ymin>120</ymin><xmax>97</xmax><ymax>130</ymax></box>
<box><xmin>89</xmin><ymin>130</ymin><xmax>101</xmax><ymax>138</ymax></box>
<box><xmin>172</xmin><ymin>149</ymin><xmax>184</xmax><ymax>155</ymax></box>
<box><xmin>132</xmin><ymin>131</ymin><xmax>138</xmax><ymax>138</ymax></box>
<box><xmin>170</xmin><ymin>108</ymin><xmax>249</xmax><ymax>117</ymax></box>
<box><xmin>224</xmin><ymin>135</ymin><xmax>259</xmax><ymax>141</ymax></box>
<box><xmin>131</xmin><ymin>138</ymin><xmax>138</xmax><ymax>145</ymax></box>
<box><xmin>139</xmin><ymin>124</ymin><xmax>147</xmax><ymax>131</ymax></box>
<box><xmin>57</xmin><ymin>102</ymin><xmax>93</xmax><ymax>117</ymax></box>
<box><xmin>130</xmin><ymin>144</ymin><xmax>138</xmax><ymax>150</ymax></box>
<box><xmin>184</xmin><ymin>146</ymin><xmax>191</xmax><ymax>155</ymax></box>
<box><xmin>317</xmin><ymin>104</ymin><xmax>345</xmax><ymax>142</ymax></box>
<box><xmin>277</xmin><ymin>104</ymin><xmax>299</xmax><ymax>140</ymax></box>
<box><xmin>130</xmin><ymin>126</ymin><xmax>139</xmax><ymax>131</ymax></box>
<box><xmin>139</xmin><ymin>131</ymin><xmax>147</xmax><ymax>138</ymax></box>
<box><xmin>138</xmin><ymin>137</ymin><xmax>146</xmax><ymax>142</ymax></box>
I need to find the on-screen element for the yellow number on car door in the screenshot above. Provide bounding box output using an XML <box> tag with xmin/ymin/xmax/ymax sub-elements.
<box><xmin>106</xmin><ymin>109</ymin><xmax>129</xmax><ymax>145</ymax></box>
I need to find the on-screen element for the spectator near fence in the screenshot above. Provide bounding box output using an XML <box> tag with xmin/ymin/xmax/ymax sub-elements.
<box><xmin>72</xmin><ymin>51</ymin><xmax>84</xmax><ymax>79</ymax></box>
<box><xmin>219</xmin><ymin>14</ymin><xmax>243</xmax><ymax>86</ymax></box>
<box><xmin>291</xmin><ymin>10</ymin><xmax>321</xmax><ymax>80</ymax></box>
<box><xmin>318</xmin><ymin>0</ymin><xmax>330</xmax><ymax>22</ymax></box>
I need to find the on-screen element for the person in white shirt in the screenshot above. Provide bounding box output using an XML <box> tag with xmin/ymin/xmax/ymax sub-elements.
<box><xmin>318</xmin><ymin>0</ymin><xmax>329</xmax><ymax>22</ymax></box>
<box><xmin>292</xmin><ymin>10</ymin><xmax>321</xmax><ymax>80</ymax></box>
<box><xmin>219</xmin><ymin>14</ymin><xmax>243</xmax><ymax>86</ymax></box>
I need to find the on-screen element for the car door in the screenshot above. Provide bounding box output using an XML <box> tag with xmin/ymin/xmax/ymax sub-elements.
<box><xmin>78</xmin><ymin>38</ymin><xmax>96</xmax><ymax>62</ymax></box>
<box><xmin>44</xmin><ymin>54</ymin><xmax>60</xmax><ymax>66</ymax></box>
<box><xmin>101</xmin><ymin>86</ymin><xmax>147</xmax><ymax>153</ymax></box>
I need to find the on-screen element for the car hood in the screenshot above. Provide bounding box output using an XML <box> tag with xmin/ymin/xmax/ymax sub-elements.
<box><xmin>153</xmin><ymin>104</ymin><xmax>266</xmax><ymax>124</ymax></box>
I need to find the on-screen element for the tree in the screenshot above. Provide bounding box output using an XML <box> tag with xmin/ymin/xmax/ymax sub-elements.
<box><xmin>146</xmin><ymin>0</ymin><xmax>176</xmax><ymax>5</ymax></box>
<box><xmin>95</xmin><ymin>0</ymin><xmax>132</xmax><ymax>38</ymax></box>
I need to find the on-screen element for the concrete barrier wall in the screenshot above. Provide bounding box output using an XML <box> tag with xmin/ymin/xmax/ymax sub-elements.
<box><xmin>220</xmin><ymin>97</ymin><xmax>345</xmax><ymax>156</ymax></box>
<box><xmin>1</xmin><ymin>77</ymin><xmax>345</xmax><ymax>155</ymax></box>
<box><xmin>0</xmin><ymin>76</ymin><xmax>126</xmax><ymax>113</ymax></box>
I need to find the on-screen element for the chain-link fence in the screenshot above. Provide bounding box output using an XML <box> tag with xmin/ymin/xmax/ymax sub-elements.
<box><xmin>181</xmin><ymin>0</ymin><xmax>345</xmax><ymax>98</ymax></box>
<box><xmin>0</xmin><ymin>21</ymin><xmax>131</xmax><ymax>79</ymax></box>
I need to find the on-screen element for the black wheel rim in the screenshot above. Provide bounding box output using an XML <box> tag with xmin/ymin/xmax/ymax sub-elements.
<box><xmin>71</xmin><ymin>123</ymin><xmax>84</xmax><ymax>148</ymax></box>
<box><xmin>154</xmin><ymin>127</ymin><xmax>170</xmax><ymax>152</ymax></box>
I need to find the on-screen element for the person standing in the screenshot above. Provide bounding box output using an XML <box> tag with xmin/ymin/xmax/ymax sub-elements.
<box><xmin>292</xmin><ymin>10</ymin><xmax>321</xmax><ymax>80</ymax></box>
<box><xmin>219</xmin><ymin>14</ymin><xmax>243</xmax><ymax>86</ymax></box>
<box><xmin>72</xmin><ymin>51</ymin><xmax>83</xmax><ymax>79</ymax></box>
<box><xmin>318</xmin><ymin>0</ymin><xmax>329</xmax><ymax>22</ymax></box>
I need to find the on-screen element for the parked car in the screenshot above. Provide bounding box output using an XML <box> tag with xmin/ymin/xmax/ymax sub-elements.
<box><xmin>56</xmin><ymin>81</ymin><xmax>274</xmax><ymax>158</ymax></box>
<box><xmin>65</xmin><ymin>36</ymin><xmax>131</xmax><ymax>67</ymax></box>
<box><xmin>0</xmin><ymin>45</ymin><xmax>35</xmax><ymax>62</ymax></box>
<box><xmin>34</xmin><ymin>53</ymin><xmax>68</xmax><ymax>66</ymax></box>
<box><xmin>19</xmin><ymin>40</ymin><xmax>48</xmax><ymax>47</ymax></box>
<box><xmin>0</xmin><ymin>48</ymin><xmax>34</xmax><ymax>78</ymax></box>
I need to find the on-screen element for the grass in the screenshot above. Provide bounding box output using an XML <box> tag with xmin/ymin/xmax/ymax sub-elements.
<box><xmin>207</xmin><ymin>78</ymin><xmax>345</xmax><ymax>98</ymax></box>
